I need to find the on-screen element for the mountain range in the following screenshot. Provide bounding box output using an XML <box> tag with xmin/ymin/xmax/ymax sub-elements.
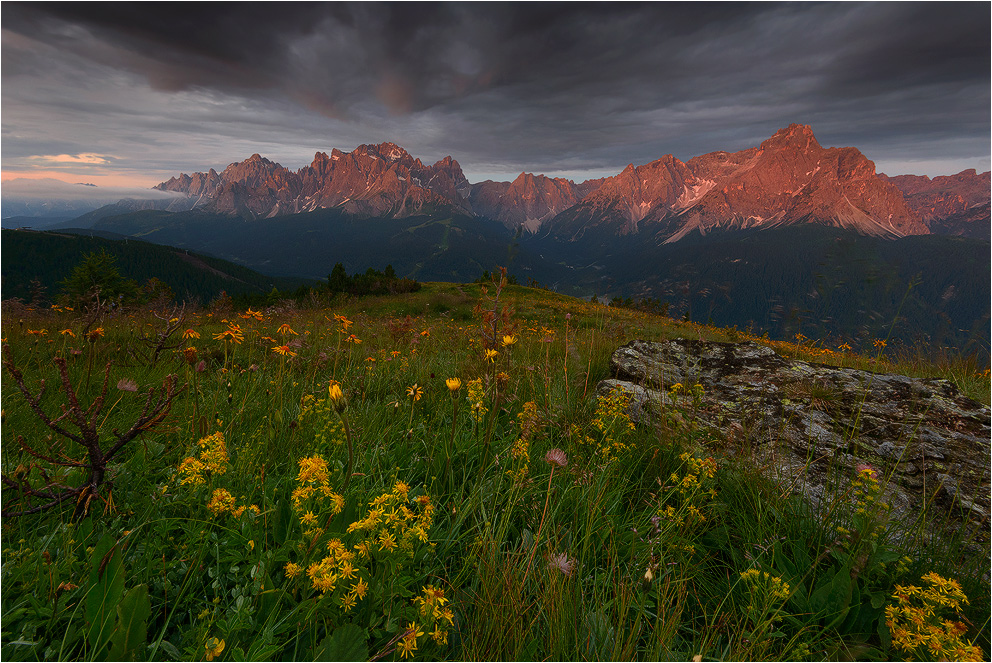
<box><xmin>9</xmin><ymin>124</ymin><xmax>987</xmax><ymax>353</ymax></box>
<box><xmin>150</xmin><ymin>124</ymin><xmax>989</xmax><ymax>240</ymax></box>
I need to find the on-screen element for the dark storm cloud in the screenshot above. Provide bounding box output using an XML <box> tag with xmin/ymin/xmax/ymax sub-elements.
<box><xmin>2</xmin><ymin>2</ymin><xmax>988</xmax><ymax>183</ymax></box>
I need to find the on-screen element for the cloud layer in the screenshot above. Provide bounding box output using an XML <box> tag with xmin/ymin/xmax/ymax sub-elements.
<box><xmin>2</xmin><ymin>3</ymin><xmax>989</xmax><ymax>184</ymax></box>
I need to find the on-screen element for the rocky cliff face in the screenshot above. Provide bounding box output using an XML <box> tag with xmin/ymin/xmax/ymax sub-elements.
<box><xmin>152</xmin><ymin>125</ymin><xmax>982</xmax><ymax>240</ymax></box>
<box><xmin>468</xmin><ymin>172</ymin><xmax>604</xmax><ymax>231</ymax></box>
<box><xmin>880</xmin><ymin>169</ymin><xmax>991</xmax><ymax>238</ymax></box>
<box><xmin>155</xmin><ymin>143</ymin><xmax>472</xmax><ymax>219</ymax></box>
<box><xmin>546</xmin><ymin>124</ymin><xmax>928</xmax><ymax>242</ymax></box>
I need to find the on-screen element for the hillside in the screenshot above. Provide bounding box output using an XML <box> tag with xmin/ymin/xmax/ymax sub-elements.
<box><xmin>0</xmin><ymin>228</ymin><xmax>312</xmax><ymax>304</ymax></box>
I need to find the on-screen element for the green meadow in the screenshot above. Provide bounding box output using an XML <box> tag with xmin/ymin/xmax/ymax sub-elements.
<box><xmin>2</xmin><ymin>277</ymin><xmax>988</xmax><ymax>661</ymax></box>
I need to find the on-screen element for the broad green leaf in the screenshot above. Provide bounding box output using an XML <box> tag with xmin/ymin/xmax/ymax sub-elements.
<box><xmin>85</xmin><ymin>535</ymin><xmax>125</xmax><ymax>656</ymax></box>
<box><xmin>108</xmin><ymin>584</ymin><xmax>151</xmax><ymax>661</ymax></box>
<box><xmin>315</xmin><ymin>624</ymin><xmax>367</xmax><ymax>662</ymax></box>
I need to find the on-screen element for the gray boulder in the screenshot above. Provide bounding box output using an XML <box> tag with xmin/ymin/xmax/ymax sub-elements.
<box><xmin>598</xmin><ymin>339</ymin><xmax>990</xmax><ymax>546</ymax></box>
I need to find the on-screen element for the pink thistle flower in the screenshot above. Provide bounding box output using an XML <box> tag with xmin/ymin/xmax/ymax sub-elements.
<box><xmin>547</xmin><ymin>552</ymin><xmax>576</xmax><ymax>577</ymax></box>
<box><xmin>117</xmin><ymin>378</ymin><xmax>138</xmax><ymax>392</ymax></box>
<box><xmin>544</xmin><ymin>448</ymin><xmax>568</xmax><ymax>468</ymax></box>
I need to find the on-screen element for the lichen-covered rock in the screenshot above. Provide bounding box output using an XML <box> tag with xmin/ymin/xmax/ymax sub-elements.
<box><xmin>598</xmin><ymin>338</ymin><xmax>991</xmax><ymax>546</ymax></box>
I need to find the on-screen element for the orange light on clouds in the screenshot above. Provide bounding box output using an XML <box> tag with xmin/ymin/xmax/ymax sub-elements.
<box><xmin>1</xmin><ymin>169</ymin><xmax>166</xmax><ymax>188</ymax></box>
<box><xmin>28</xmin><ymin>153</ymin><xmax>115</xmax><ymax>165</ymax></box>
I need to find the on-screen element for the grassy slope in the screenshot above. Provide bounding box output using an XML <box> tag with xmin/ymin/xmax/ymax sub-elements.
<box><xmin>1</xmin><ymin>283</ymin><xmax>988</xmax><ymax>661</ymax></box>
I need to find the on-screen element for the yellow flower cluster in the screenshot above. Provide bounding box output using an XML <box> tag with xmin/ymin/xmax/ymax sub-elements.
<box><xmin>347</xmin><ymin>483</ymin><xmax>434</xmax><ymax>559</ymax></box>
<box><xmin>668</xmin><ymin>382</ymin><xmax>705</xmax><ymax>407</ymax></box>
<box><xmin>177</xmin><ymin>432</ymin><xmax>229</xmax><ymax>486</ymax></box>
<box><xmin>297</xmin><ymin>395</ymin><xmax>347</xmax><ymax>448</ymax></box>
<box><xmin>412</xmin><ymin>585</ymin><xmax>455</xmax><ymax>646</ymax></box>
<box><xmin>291</xmin><ymin>455</ymin><xmax>345</xmax><ymax>537</ymax></box>
<box><xmin>466</xmin><ymin>378</ymin><xmax>488</xmax><ymax>423</ymax></box>
<box><xmin>739</xmin><ymin>568</ymin><xmax>791</xmax><ymax>601</ymax></box>
<box><xmin>885</xmin><ymin>573</ymin><xmax>983</xmax><ymax>661</ymax></box>
<box><xmin>674</xmin><ymin>452</ymin><xmax>717</xmax><ymax>497</ymax></box>
<box><xmin>570</xmin><ymin>386</ymin><xmax>636</xmax><ymax>462</ymax></box>
<box><xmin>304</xmin><ymin>539</ymin><xmax>368</xmax><ymax>600</ymax></box>
<box><xmin>205</xmin><ymin>488</ymin><xmax>260</xmax><ymax>518</ymax></box>
<box><xmin>508</xmin><ymin>401</ymin><xmax>540</xmax><ymax>482</ymax></box>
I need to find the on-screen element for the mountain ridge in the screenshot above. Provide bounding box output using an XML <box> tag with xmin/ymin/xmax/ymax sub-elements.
<box><xmin>150</xmin><ymin>124</ymin><xmax>988</xmax><ymax>240</ymax></box>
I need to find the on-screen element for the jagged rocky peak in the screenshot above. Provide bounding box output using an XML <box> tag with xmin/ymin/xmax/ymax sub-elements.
<box><xmin>146</xmin><ymin>126</ymin><xmax>986</xmax><ymax>238</ymax></box>
<box><xmin>760</xmin><ymin>123</ymin><xmax>821</xmax><ymax>150</ymax></box>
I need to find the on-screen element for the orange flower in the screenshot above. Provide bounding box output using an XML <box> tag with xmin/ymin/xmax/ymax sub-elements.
<box><xmin>272</xmin><ymin>345</ymin><xmax>296</xmax><ymax>357</ymax></box>
<box><xmin>213</xmin><ymin>324</ymin><xmax>244</xmax><ymax>344</ymax></box>
<box><xmin>277</xmin><ymin>323</ymin><xmax>298</xmax><ymax>336</ymax></box>
<box><xmin>86</xmin><ymin>327</ymin><xmax>104</xmax><ymax>342</ymax></box>
<box><xmin>183</xmin><ymin>328</ymin><xmax>200</xmax><ymax>339</ymax></box>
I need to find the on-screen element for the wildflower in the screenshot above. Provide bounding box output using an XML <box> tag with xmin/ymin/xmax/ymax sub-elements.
<box><xmin>334</xmin><ymin>315</ymin><xmax>353</xmax><ymax>331</ymax></box>
<box><xmin>545</xmin><ymin>448</ymin><xmax>568</xmax><ymax>468</ymax></box>
<box><xmin>206</xmin><ymin>488</ymin><xmax>237</xmax><ymax>516</ymax></box>
<box><xmin>241</xmin><ymin>308</ymin><xmax>263</xmax><ymax>321</ymax></box>
<box><xmin>272</xmin><ymin>345</ymin><xmax>296</xmax><ymax>357</ymax></box>
<box><xmin>445</xmin><ymin>377</ymin><xmax>462</xmax><ymax>393</ymax></box>
<box><xmin>60</xmin><ymin>328</ymin><xmax>76</xmax><ymax>338</ymax></box>
<box><xmin>501</xmin><ymin>334</ymin><xmax>518</xmax><ymax>347</ymax></box>
<box><xmin>285</xmin><ymin>562</ymin><xmax>302</xmax><ymax>579</ymax></box>
<box><xmin>183</xmin><ymin>346</ymin><xmax>198</xmax><ymax>364</ymax></box>
<box><xmin>27</xmin><ymin>328</ymin><xmax>48</xmax><ymax>336</ymax></box>
<box><xmin>213</xmin><ymin>325</ymin><xmax>244</xmax><ymax>344</ymax></box>
<box><xmin>204</xmin><ymin>637</ymin><xmax>225</xmax><ymax>661</ymax></box>
<box><xmin>547</xmin><ymin>552</ymin><xmax>576</xmax><ymax>577</ymax></box>
<box><xmin>350</xmin><ymin>577</ymin><xmax>369</xmax><ymax>599</ymax></box>
<box><xmin>328</xmin><ymin>383</ymin><xmax>347</xmax><ymax>413</ymax></box>
<box><xmin>86</xmin><ymin>327</ymin><xmax>104</xmax><ymax>342</ymax></box>
<box><xmin>277</xmin><ymin>323</ymin><xmax>298</xmax><ymax>336</ymax></box>
<box><xmin>430</xmin><ymin>624</ymin><xmax>448</xmax><ymax>645</ymax></box>
<box><xmin>484</xmin><ymin>348</ymin><xmax>499</xmax><ymax>363</ymax></box>
<box><xmin>340</xmin><ymin>592</ymin><xmax>357</xmax><ymax>611</ymax></box>
<box><xmin>345</xmin><ymin>334</ymin><xmax>362</xmax><ymax>344</ymax></box>
<box><xmin>183</xmin><ymin>328</ymin><xmax>200</xmax><ymax>339</ymax></box>
<box><xmin>406</xmin><ymin>384</ymin><xmax>424</xmax><ymax>402</ymax></box>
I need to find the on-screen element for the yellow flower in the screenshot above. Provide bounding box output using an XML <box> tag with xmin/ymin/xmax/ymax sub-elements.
<box><xmin>484</xmin><ymin>348</ymin><xmax>499</xmax><ymax>363</ymax></box>
<box><xmin>204</xmin><ymin>637</ymin><xmax>225</xmax><ymax>661</ymax></box>
<box><xmin>350</xmin><ymin>577</ymin><xmax>369</xmax><ymax>599</ymax></box>
<box><xmin>86</xmin><ymin>327</ymin><xmax>104</xmax><ymax>342</ymax></box>
<box><xmin>272</xmin><ymin>345</ymin><xmax>296</xmax><ymax>357</ymax></box>
<box><xmin>406</xmin><ymin>384</ymin><xmax>423</xmax><ymax>401</ymax></box>
<box><xmin>501</xmin><ymin>334</ymin><xmax>517</xmax><ymax>347</ymax></box>
<box><xmin>285</xmin><ymin>562</ymin><xmax>302</xmax><ymax>578</ymax></box>
<box><xmin>446</xmin><ymin>377</ymin><xmax>462</xmax><ymax>392</ymax></box>
<box><xmin>277</xmin><ymin>323</ymin><xmax>298</xmax><ymax>336</ymax></box>
<box><xmin>60</xmin><ymin>328</ymin><xmax>76</xmax><ymax>338</ymax></box>
<box><xmin>213</xmin><ymin>325</ymin><xmax>244</xmax><ymax>344</ymax></box>
<box><xmin>328</xmin><ymin>383</ymin><xmax>347</xmax><ymax>413</ymax></box>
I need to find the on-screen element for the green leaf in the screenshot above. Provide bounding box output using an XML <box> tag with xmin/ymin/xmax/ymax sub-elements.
<box><xmin>315</xmin><ymin>624</ymin><xmax>367</xmax><ymax>662</ymax></box>
<box><xmin>273</xmin><ymin>499</ymin><xmax>292</xmax><ymax>545</ymax></box>
<box><xmin>108</xmin><ymin>584</ymin><xmax>151</xmax><ymax>661</ymax></box>
<box><xmin>870</xmin><ymin>592</ymin><xmax>886</xmax><ymax>610</ymax></box>
<box><xmin>85</xmin><ymin>535</ymin><xmax>125</xmax><ymax>657</ymax></box>
<box><xmin>809</xmin><ymin>562</ymin><xmax>853</xmax><ymax>631</ymax></box>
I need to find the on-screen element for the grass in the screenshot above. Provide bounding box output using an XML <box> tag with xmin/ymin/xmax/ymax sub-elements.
<box><xmin>1</xmin><ymin>279</ymin><xmax>989</xmax><ymax>661</ymax></box>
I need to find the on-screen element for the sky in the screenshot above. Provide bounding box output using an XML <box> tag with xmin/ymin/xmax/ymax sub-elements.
<box><xmin>2</xmin><ymin>2</ymin><xmax>989</xmax><ymax>199</ymax></box>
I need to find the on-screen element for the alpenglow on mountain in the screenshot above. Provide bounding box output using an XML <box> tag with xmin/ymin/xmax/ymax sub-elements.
<box><xmin>154</xmin><ymin>124</ymin><xmax>989</xmax><ymax>241</ymax></box>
